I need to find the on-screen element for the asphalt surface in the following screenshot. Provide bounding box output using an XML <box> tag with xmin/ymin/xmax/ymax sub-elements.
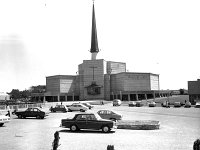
<box><xmin>0</xmin><ymin>103</ymin><xmax>200</xmax><ymax>150</ymax></box>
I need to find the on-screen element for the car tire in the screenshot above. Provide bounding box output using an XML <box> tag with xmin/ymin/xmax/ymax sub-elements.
<box><xmin>36</xmin><ymin>115</ymin><xmax>41</xmax><ymax>119</ymax></box>
<box><xmin>18</xmin><ymin>115</ymin><xmax>22</xmax><ymax>119</ymax></box>
<box><xmin>0</xmin><ymin>123</ymin><xmax>4</xmax><ymax>127</ymax></box>
<box><xmin>70</xmin><ymin>125</ymin><xmax>78</xmax><ymax>132</ymax></box>
<box><xmin>102</xmin><ymin>126</ymin><xmax>110</xmax><ymax>133</ymax></box>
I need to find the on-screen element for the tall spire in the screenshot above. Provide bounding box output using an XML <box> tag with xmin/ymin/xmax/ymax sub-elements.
<box><xmin>90</xmin><ymin>1</ymin><xmax>99</xmax><ymax>60</ymax></box>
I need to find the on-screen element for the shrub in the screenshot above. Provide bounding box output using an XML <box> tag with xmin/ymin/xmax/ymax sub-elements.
<box><xmin>193</xmin><ymin>138</ymin><xmax>200</xmax><ymax>150</ymax></box>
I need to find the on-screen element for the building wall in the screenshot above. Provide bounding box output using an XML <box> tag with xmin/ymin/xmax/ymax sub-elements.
<box><xmin>110</xmin><ymin>72</ymin><xmax>159</xmax><ymax>93</ymax></box>
<box><xmin>46</xmin><ymin>75</ymin><xmax>78</xmax><ymax>96</ymax></box>
<box><xmin>123</xmin><ymin>73</ymin><xmax>151</xmax><ymax>91</ymax></box>
<box><xmin>188</xmin><ymin>79</ymin><xmax>200</xmax><ymax>94</ymax></box>
<box><xmin>107</xmin><ymin>61</ymin><xmax>126</xmax><ymax>74</ymax></box>
<box><xmin>104</xmin><ymin>74</ymin><xmax>111</xmax><ymax>100</ymax></box>
<box><xmin>79</xmin><ymin>59</ymin><xmax>105</xmax><ymax>100</ymax></box>
<box><xmin>150</xmin><ymin>74</ymin><xmax>160</xmax><ymax>90</ymax></box>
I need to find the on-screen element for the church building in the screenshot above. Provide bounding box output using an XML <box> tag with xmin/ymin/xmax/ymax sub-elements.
<box><xmin>32</xmin><ymin>2</ymin><xmax>164</xmax><ymax>102</ymax></box>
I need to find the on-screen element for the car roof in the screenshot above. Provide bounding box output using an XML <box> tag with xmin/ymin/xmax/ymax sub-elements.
<box><xmin>75</xmin><ymin>113</ymin><xmax>94</xmax><ymax>115</ymax></box>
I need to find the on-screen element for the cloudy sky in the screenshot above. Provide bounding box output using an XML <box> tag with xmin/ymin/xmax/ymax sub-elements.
<box><xmin>0</xmin><ymin>0</ymin><xmax>199</xmax><ymax>92</ymax></box>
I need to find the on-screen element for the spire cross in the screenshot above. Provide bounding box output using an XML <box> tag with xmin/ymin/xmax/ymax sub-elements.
<box><xmin>89</xmin><ymin>66</ymin><xmax>97</xmax><ymax>81</ymax></box>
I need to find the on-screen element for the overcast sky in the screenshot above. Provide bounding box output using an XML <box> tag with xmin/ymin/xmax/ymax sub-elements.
<box><xmin>0</xmin><ymin>0</ymin><xmax>199</xmax><ymax>92</ymax></box>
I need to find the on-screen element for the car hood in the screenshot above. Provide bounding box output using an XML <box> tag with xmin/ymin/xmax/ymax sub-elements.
<box><xmin>0</xmin><ymin>115</ymin><xmax>10</xmax><ymax>119</ymax></box>
<box><xmin>98</xmin><ymin>118</ymin><xmax>114</xmax><ymax>122</ymax></box>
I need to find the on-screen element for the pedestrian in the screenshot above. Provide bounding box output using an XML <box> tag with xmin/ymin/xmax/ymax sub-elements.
<box><xmin>6</xmin><ymin>110</ymin><xmax>10</xmax><ymax>117</ymax></box>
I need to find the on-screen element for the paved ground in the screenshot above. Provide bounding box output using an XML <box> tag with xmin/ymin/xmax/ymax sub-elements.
<box><xmin>0</xmin><ymin>102</ymin><xmax>200</xmax><ymax>150</ymax></box>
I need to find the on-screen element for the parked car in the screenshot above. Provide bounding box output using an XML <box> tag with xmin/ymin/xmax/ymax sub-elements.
<box><xmin>81</xmin><ymin>102</ymin><xmax>93</xmax><ymax>109</ymax></box>
<box><xmin>161</xmin><ymin>101</ymin><xmax>170</xmax><ymax>108</ymax></box>
<box><xmin>13</xmin><ymin>107</ymin><xmax>48</xmax><ymax>119</ymax></box>
<box><xmin>67</xmin><ymin>103</ymin><xmax>88</xmax><ymax>112</ymax></box>
<box><xmin>97</xmin><ymin>110</ymin><xmax>122</xmax><ymax>121</ymax></box>
<box><xmin>148</xmin><ymin>101</ymin><xmax>156</xmax><ymax>107</ymax></box>
<box><xmin>0</xmin><ymin>112</ymin><xmax>10</xmax><ymax>127</ymax></box>
<box><xmin>61</xmin><ymin>113</ymin><xmax>117</xmax><ymax>133</ymax></box>
<box><xmin>50</xmin><ymin>105</ymin><xmax>68</xmax><ymax>112</ymax></box>
<box><xmin>136</xmin><ymin>101</ymin><xmax>143</xmax><ymax>107</ymax></box>
<box><xmin>128</xmin><ymin>101</ymin><xmax>136</xmax><ymax>107</ymax></box>
<box><xmin>184</xmin><ymin>101</ymin><xmax>191</xmax><ymax>108</ymax></box>
<box><xmin>195</xmin><ymin>102</ymin><xmax>200</xmax><ymax>108</ymax></box>
<box><xmin>174</xmin><ymin>102</ymin><xmax>181</xmax><ymax>107</ymax></box>
<box><xmin>113</xmin><ymin>99</ymin><xmax>122</xmax><ymax>106</ymax></box>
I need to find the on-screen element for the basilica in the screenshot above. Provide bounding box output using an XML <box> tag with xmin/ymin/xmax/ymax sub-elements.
<box><xmin>31</xmin><ymin>2</ymin><xmax>169</xmax><ymax>102</ymax></box>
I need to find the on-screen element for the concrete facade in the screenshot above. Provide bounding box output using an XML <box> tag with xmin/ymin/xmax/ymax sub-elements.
<box><xmin>30</xmin><ymin>3</ymin><xmax>167</xmax><ymax>102</ymax></box>
<box><xmin>188</xmin><ymin>79</ymin><xmax>200</xmax><ymax>104</ymax></box>
<box><xmin>42</xmin><ymin>62</ymin><xmax>160</xmax><ymax>102</ymax></box>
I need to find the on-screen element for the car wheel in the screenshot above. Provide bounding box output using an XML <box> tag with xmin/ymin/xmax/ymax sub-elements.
<box><xmin>102</xmin><ymin>126</ymin><xmax>110</xmax><ymax>133</ymax></box>
<box><xmin>70</xmin><ymin>125</ymin><xmax>78</xmax><ymax>132</ymax></box>
<box><xmin>36</xmin><ymin>115</ymin><xmax>41</xmax><ymax>119</ymax></box>
<box><xmin>0</xmin><ymin>123</ymin><xmax>4</xmax><ymax>127</ymax></box>
<box><xmin>18</xmin><ymin>115</ymin><xmax>22</xmax><ymax>119</ymax></box>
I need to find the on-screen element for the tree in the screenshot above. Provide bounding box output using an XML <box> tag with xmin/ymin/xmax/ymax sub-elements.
<box><xmin>179</xmin><ymin>89</ymin><xmax>185</xmax><ymax>95</ymax></box>
<box><xmin>7</xmin><ymin>89</ymin><xmax>21</xmax><ymax>100</ymax></box>
<box><xmin>20</xmin><ymin>90</ymin><xmax>31</xmax><ymax>99</ymax></box>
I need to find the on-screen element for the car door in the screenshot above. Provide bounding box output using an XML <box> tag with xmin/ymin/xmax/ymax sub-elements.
<box><xmin>75</xmin><ymin>114</ymin><xmax>87</xmax><ymax>129</ymax></box>
<box><xmin>24</xmin><ymin>108</ymin><xmax>32</xmax><ymax>117</ymax></box>
<box><xmin>32</xmin><ymin>108</ymin><xmax>39</xmax><ymax>117</ymax></box>
<box><xmin>86</xmin><ymin>114</ymin><xmax>101</xmax><ymax>130</ymax></box>
<box><xmin>99</xmin><ymin>110</ymin><xmax>109</xmax><ymax>120</ymax></box>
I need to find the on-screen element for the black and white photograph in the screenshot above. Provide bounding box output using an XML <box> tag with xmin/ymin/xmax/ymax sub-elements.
<box><xmin>0</xmin><ymin>0</ymin><xmax>200</xmax><ymax>150</ymax></box>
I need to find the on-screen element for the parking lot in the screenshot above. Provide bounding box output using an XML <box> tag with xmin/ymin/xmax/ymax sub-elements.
<box><xmin>0</xmin><ymin>102</ymin><xmax>200</xmax><ymax>150</ymax></box>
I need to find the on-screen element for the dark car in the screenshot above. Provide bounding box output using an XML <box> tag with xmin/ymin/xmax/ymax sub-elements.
<box><xmin>50</xmin><ymin>105</ymin><xmax>68</xmax><ymax>112</ymax></box>
<box><xmin>174</xmin><ymin>102</ymin><xmax>181</xmax><ymax>107</ymax></box>
<box><xmin>128</xmin><ymin>101</ymin><xmax>136</xmax><ymax>107</ymax></box>
<box><xmin>13</xmin><ymin>107</ymin><xmax>48</xmax><ymax>119</ymax></box>
<box><xmin>113</xmin><ymin>99</ymin><xmax>122</xmax><ymax>106</ymax></box>
<box><xmin>148</xmin><ymin>101</ymin><xmax>156</xmax><ymax>107</ymax></box>
<box><xmin>97</xmin><ymin>110</ymin><xmax>122</xmax><ymax>121</ymax></box>
<box><xmin>136</xmin><ymin>101</ymin><xmax>143</xmax><ymax>107</ymax></box>
<box><xmin>61</xmin><ymin>113</ymin><xmax>117</xmax><ymax>133</ymax></box>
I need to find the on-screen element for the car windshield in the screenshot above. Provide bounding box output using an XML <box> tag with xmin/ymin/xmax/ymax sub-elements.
<box><xmin>94</xmin><ymin>113</ymin><xmax>102</xmax><ymax>120</ymax></box>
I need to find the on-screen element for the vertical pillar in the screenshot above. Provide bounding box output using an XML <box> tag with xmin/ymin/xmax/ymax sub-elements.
<box><xmin>145</xmin><ymin>94</ymin><xmax>147</xmax><ymax>100</ymax></box>
<box><xmin>65</xmin><ymin>95</ymin><xmax>67</xmax><ymax>101</ymax></box>
<box><xmin>128</xmin><ymin>94</ymin><xmax>130</xmax><ymax>101</ymax></box>
<box><xmin>120</xmin><ymin>91</ymin><xmax>122</xmax><ymax>100</ymax></box>
<box><xmin>57</xmin><ymin>95</ymin><xmax>60</xmax><ymax>102</ymax></box>
<box><xmin>43</xmin><ymin>96</ymin><xmax>46</xmax><ymax>103</ymax></box>
<box><xmin>136</xmin><ymin>94</ymin><xmax>139</xmax><ymax>101</ymax></box>
<box><xmin>153</xmin><ymin>91</ymin><xmax>155</xmax><ymax>100</ymax></box>
<box><xmin>72</xmin><ymin>93</ymin><xmax>74</xmax><ymax>101</ymax></box>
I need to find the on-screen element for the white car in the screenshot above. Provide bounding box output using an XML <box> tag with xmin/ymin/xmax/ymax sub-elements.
<box><xmin>195</xmin><ymin>102</ymin><xmax>200</xmax><ymax>108</ymax></box>
<box><xmin>67</xmin><ymin>103</ymin><xmax>88</xmax><ymax>112</ymax></box>
<box><xmin>0</xmin><ymin>112</ymin><xmax>10</xmax><ymax>127</ymax></box>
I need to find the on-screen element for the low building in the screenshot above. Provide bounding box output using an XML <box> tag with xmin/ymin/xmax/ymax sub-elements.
<box><xmin>188</xmin><ymin>79</ymin><xmax>200</xmax><ymax>104</ymax></box>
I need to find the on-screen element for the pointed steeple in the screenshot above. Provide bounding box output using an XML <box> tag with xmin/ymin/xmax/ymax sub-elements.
<box><xmin>90</xmin><ymin>1</ymin><xmax>99</xmax><ymax>59</ymax></box>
